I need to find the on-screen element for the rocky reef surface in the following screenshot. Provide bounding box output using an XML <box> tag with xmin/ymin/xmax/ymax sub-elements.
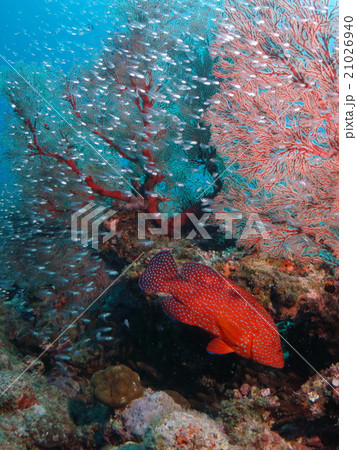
<box><xmin>0</xmin><ymin>239</ymin><xmax>338</xmax><ymax>449</ymax></box>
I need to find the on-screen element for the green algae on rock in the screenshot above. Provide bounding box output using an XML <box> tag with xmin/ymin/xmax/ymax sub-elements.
<box><xmin>91</xmin><ymin>365</ymin><xmax>144</xmax><ymax>408</ymax></box>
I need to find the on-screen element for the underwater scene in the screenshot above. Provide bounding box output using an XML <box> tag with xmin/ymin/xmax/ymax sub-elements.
<box><xmin>0</xmin><ymin>0</ymin><xmax>339</xmax><ymax>448</ymax></box>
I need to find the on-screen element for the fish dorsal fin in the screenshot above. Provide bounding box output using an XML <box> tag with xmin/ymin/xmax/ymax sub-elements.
<box><xmin>139</xmin><ymin>250</ymin><xmax>178</xmax><ymax>293</ymax></box>
<box><xmin>181</xmin><ymin>263</ymin><xmax>255</xmax><ymax>306</ymax></box>
<box><xmin>206</xmin><ymin>338</ymin><xmax>234</xmax><ymax>355</ymax></box>
<box><xmin>181</xmin><ymin>263</ymin><xmax>229</xmax><ymax>290</ymax></box>
<box><xmin>217</xmin><ymin>317</ymin><xmax>253</xmax><ymax>359</ymax></box>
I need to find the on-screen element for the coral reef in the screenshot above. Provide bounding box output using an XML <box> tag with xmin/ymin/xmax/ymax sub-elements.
<box><xmin>124</xmin><ymin>246</ymin><xmax>338</xmax><ymax>447</ymax></box>
<box><xmin>197</xmin><ymin>249</ymin><xmax>339</xmax><ymax>371</ymax></box>
<box><xmin>296</xmin><ymin>363</ymin><xmax>339</xmax><ymax>421</ymax></box>
<box><xmin>102</xmin><ymin>389</ymin><xmax>232</xmax><ymax>448</ymax></box>
<box><xmin>0</xmin><ymin>0</ymin><xmax>338</xmax><ymax>448</ymax></box>
<box><xmin>0</xmin><ymin>370</ymin><xmax>73</xmax><ymax>448</ymax></box>
<box><xmin>0</xmin><ymin>241</ymin><xmax>339</xmax><ymax>448</ymax></box>
<box><xmin>116</xmin><ymin>389</ymin><xmax>183</xmax><ymax>440</ymax></box>
<box><xmin>216</xmin><ymin>383</ymin><xmax>290</xmax><ymax>448</ymax></box>
<box><xmin>91</xmin><ymin>365</ymin><xmax>144</xmax><ymax>408</ymax></box>
<box><xmin>0</xmin><ymin>312</ymin><xmax>97</xmax><ymax>449</ymax></box>
<box><xmin>144</xmin><ymin>410</ymin><xmax>230</xmax><ymax>449</ymax></box>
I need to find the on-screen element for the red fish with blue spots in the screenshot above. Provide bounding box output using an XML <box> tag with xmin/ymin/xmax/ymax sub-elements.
<box><xmin>139</xmin><ymin>250</ymin><xmax>284</xmax><ymax>369</ymax></box>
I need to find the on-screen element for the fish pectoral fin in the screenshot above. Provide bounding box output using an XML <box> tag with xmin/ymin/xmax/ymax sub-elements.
<box><xmin>217</xmin><ymin>317</ymin><xmax>253</xmax><ymax>358</ymax></box>
<box><xmin>206</xmin><ymin>338</ymin><xmax>234</xmax><ymax>355</ymax></box>
<box><xmin>217</xmin><ymin>316</ymin><xmax>246</xmax><ymax>341</ymax></box>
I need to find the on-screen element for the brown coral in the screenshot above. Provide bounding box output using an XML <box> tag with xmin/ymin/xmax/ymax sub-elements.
<box><xmin>91</xmin><ymin>365</ymin><xmax>144</xmax><ymax>408</ymax></box>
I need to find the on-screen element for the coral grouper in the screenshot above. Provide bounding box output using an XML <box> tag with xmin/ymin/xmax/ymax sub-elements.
<box><xmin>139</xmin><ymin>251</ymin><xmax>284</xmax><ymax>369</ymax></box>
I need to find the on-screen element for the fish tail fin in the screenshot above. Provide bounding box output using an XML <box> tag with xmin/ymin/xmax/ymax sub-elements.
<box><xmin>139</xmin><ymin>250</ymin><xmax>179</xmax><ymax>292</ymax></box>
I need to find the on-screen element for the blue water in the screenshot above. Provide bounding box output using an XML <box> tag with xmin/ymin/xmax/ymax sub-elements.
<box><xmin>0</xmin><ymin>0</ymin><xmax>113</xmax><ymax>185</ymax></box>
<box><xmin>1</xmin><ymin>0</ymin><xmax>110</xmax><ymax>66</ymax></box>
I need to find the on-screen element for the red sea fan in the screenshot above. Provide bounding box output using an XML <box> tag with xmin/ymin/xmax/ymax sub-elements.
<box><xmin>205</xmin><ymin>0</ymin><xmax>338</xmax><ymax>265</ymax></box>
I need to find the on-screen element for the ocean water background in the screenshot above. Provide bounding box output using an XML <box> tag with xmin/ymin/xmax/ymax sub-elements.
<box><xmin>0</xmin><ymin>0</ymin><xmax>115</xmax><ymax>186</ymax></box>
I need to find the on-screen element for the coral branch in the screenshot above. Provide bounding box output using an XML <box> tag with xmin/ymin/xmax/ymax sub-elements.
<box><xmin>22</xmin><ymin>114</ymin><xmax>132</xmax><ymax>202</ymax></box>
<box><xmin>205</xmin><ymin>0</ymin><xmax>338</xmax><ymax>265</ymax></box>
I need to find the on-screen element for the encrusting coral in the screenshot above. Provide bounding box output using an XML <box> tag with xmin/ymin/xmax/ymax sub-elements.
<box><xmin>144</xmin><ymin>410</ymin><xmax>230</xmax><ymax>450</ymax></box>
<box><xmin>0</xmin><ymin>310</ymin><xmax>99</xmax><ymax>449</ymax></box>
<box><xmin>113</xmin><ymin>389</ymin><xmax>183</xmax><ymax>441</ymax></box>
<box><xmin>296</xmin><ymin>363</ymin><xmax>339</xmax><ymax>420</ymax></box>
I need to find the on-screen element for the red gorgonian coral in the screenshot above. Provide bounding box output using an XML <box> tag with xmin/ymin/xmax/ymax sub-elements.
<box><xmin>205</xmin><ymin>0</ymin><xmax>338</xmax><ymax>265</ymax></box>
